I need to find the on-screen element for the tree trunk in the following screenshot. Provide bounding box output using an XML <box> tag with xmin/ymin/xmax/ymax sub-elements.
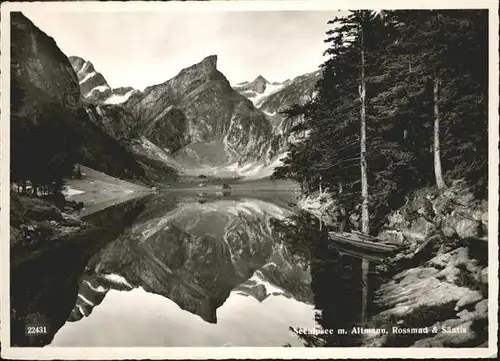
<box><xmin>360</xmin><ymin>46</ymin><xmax>369</xmax><ymax>236</ymax></box>
<box><xmin>359</xmin><ymin>27</ymin><xmax>370</xmax><ymax>327</ymax></box>
<box><xmin>433</xmin><ymin>77</ymin><xmax>446</xmax><ymax>190</ymax></box>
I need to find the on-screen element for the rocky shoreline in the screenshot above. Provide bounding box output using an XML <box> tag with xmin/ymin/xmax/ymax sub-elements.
<box><xmin>300</xmin><ymin>180</ymin><xmax>489</xmax><ymax>347</ymax></box>
<box><xmin>367</xmin><ymin>180</ymin><xmax>488</xmax><ymax>347</ymax></box>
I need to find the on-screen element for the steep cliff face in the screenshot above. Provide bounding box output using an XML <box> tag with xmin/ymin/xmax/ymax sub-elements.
<box><xmin>81</xmin><ymin>100</ymin><xmax>182</xmax><ymax>180</ymax></box>
<box><xmin>11</xmin><ymin>13</ymin><xmax>148</xmax><ymax>183</ymax></box>
<box><xmin>11</xmin><ymin>12</ymin><xmax>81</xmax><ymax>121</ymax></box>
<box><xmin>84</xmin><ymin>103</ymin><xmax>138</xmax><ymax>141</ymax></box>
<box><xmin>66</xmin><ymin>196</ymin><xmax>312</xmax><ymax>324</ymax></box>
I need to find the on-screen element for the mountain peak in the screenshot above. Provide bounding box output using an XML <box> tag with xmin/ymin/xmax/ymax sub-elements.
<box><xmin>254</xmin><ymin>75</ymin><xmax>269</xmax><ymax>84</ymax></box>
<box><xmin>69</xmin><ymin>56</ymin><xmax>96</xmax><ymax>74</ymax></box>
<box><xmin>200</xmin><ymin>54</ymin><xmax>218</xmax><ymax>72</ymax></box>
<box><xmin>173</xmin><ymin>54</ymin><xmax>218</xmax><ymax>81</ymax></box>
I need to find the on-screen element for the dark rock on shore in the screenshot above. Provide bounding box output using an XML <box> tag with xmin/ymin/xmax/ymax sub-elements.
<box><xmin>10</xmin><ymin>194</ymin><xmax>86</xmax><ymax>251</ymax></box>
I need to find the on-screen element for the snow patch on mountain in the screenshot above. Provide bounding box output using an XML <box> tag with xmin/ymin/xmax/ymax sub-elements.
<box><xmin>77</xmin><ymin>60</ymin><xmax>93</xmax><ymax>76</ymax></box>
<box><xmin>251</xmin><ymin>83</ymin><xmax>284</xmax><ymax>108</ymax></box>
<box><xmin>288</xmin><ymin>129</ymin><xmax>311</xmax><ymax>145</ymax></box>
<box><xmin>84</xmin><ymin>280</ymin><xmax>107</xmax><ymax>293</ymax></box>
<box><xmin>102</xmin><ymin>273</ymin><xmax>133</xmax><ymax>288</ymax></box>
<box><xmin>226</xmin><ymin>154</ymin><xmax>286</xmax><ymax>181</ymax></box>
<box><xmin>78</xmin><ymin>293</ymin><xmax>94</xmax><ymax>306</ymax></box>
<box><xmin>79</xmin><ymin>71</ymin><xmax>96</xmax><ymax>84</ymax></box>
<box><xmin>85</xmin><ymin>85</ymin><xmax>109</xmax><ymax>98</ymax></box>
<box><xmin>104</xmin><ymin>89</ymin><xmax>136</xmax><ymax>105</ymax></box>
<box><xmin>251</xmin><ymin>270</ymin><xmax>286</xmax><ymax>295</ymax></box>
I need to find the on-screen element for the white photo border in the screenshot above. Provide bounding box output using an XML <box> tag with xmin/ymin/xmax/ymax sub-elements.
<box><xmin>1</xmin><ymin>1</ymin><xmax>498</xmax><ymax>359</ymax></box>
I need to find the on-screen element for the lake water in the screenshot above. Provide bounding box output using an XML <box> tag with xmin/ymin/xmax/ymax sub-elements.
<box><xmin>11</xmin><ymin>189</ymin><xmax>375</xmax><ymax>347</ymax></box>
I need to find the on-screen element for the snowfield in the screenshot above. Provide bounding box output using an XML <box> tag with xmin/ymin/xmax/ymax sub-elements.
<box><xmin>84</xmin><ymin>85</ymin><xmax>109</xmax><ymax>98</ymax></box>
<box><xmin>251</xmin><ymin>83</ymin><xmax>284</xmax><ymax>108</ymax></box>
<box><xmin>102</xmin><ymin>273</ymin><xmax>133</xmax><ymax>288</ymax></box>
<box><xmin>104</xmin><ymin>89</ymin><xmax>136</xmax><ymax>105</ymax></box>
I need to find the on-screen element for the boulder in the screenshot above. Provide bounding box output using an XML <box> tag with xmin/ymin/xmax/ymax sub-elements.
<box><xmin>378</xmin><ymin>230</ymin><xmax>405</xmax><ymax>245</ymax></box>
<box><xmin>457</xmin><ymin>192</ymin><xmax>475</xmax><ymax>208</ymax></box>
<box><xmin>441</xmin><ymin>223</ymin><xmax>457</xmax><ymax>237</ymax></box>
<box><xmin>477</xmin><ymin>201</ymin><xmax>488</xmax><ymax>227</ymax></box>
<box><xmin>407</xmin><ymin>217</ymin><xmax>436</xmax><ymax>240</ymax></box>
<box><xmin>61</xmin><ymin>213</ymin><xmax>83</xmax><ymax>227</ymax></box>
<box><xmin>471</xmin><ymin>209</ymin><xmax>484</xmax><ymax>222</ymax></box>
<box><xmin>479</xmin><ymin>267</ymin><xmax>488</xmax><ymax>284</ymax></box>
<box><xmin>455</xmin><ymin>219</ymin><xmax>481</xmax><ymax>239</ymax></box>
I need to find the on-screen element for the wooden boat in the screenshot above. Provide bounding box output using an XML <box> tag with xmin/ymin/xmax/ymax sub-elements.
<box><xmin>328</xmin><ymin>231</ymin><xmax>399</xmax><ymax>253</ymax></box>
<box><xmin>327</xmin><ymin>242</ymin><xmax>387</xmax><ymax>263</ymax></box>
<box><xmin>351</xmin><ymin>230</ymin><xmax>401</xmax><ymax>245</ymax></box>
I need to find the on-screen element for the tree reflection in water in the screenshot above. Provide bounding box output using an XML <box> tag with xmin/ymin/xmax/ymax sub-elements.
<box><xmin>272</xmin><ymin>211</ymin><xmax>374</xmax><ymax>347</ymax></box>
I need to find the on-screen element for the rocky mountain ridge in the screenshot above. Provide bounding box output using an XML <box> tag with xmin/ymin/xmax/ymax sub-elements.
<box><xmin>69</xmin><ymin>53</ymin><xmax>321</xmax><ymax>179</ymax></box>
<box><xmin>123</xmin><ymin>55</ymin><xmax>274</xmax><ymax>167</ymax></box>
<box><xmin>69</xmin><ymin>56</ymin><xmax>139</xmax><ymax>105</ymax></box>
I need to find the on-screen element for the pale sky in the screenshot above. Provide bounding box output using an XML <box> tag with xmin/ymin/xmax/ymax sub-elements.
<box><xmin>23</xmin><ymin>10</ymin><xmax>342</xmax><ymax>90</ymax></box>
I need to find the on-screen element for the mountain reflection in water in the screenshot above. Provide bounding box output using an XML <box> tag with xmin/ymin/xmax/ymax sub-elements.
<box><xmin>13</xmin><ymin>191</ymin><xmax>374</xmax><ymax>347</ymax></box>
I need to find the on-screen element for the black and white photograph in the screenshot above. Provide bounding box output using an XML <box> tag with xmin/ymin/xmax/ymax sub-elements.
<box><xmin>1</xmin><ymin>0</ymin><xmax>498</xmax><ymax>359</ymax></box>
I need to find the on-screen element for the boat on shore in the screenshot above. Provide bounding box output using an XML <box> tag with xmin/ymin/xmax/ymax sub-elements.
<box><xmin>328</xmin><ymin>231</ymin><xmax>400</xmax><ymax>253</ymax></box>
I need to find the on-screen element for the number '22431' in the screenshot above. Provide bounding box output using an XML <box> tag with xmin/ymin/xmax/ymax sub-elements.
<box><xmin>25</xmin><ymin>325</ymin><xmax>48</xmax><ymax>335</ymax></box>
